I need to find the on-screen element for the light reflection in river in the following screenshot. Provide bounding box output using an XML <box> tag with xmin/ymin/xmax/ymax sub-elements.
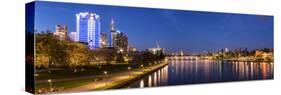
<box><xmin>124</xmin><ymin>60</ymin><xmax>273</xmax><ymax>88</ymax></box>
<box><xmin>140</xmin><ymin>79</ymin><xmax>144</xmax><ymax>88</ymax></box>
<box><xmin>148</xmin><ymin>75</ymin><xmax>152</xmax><ymax>87</ymax></box>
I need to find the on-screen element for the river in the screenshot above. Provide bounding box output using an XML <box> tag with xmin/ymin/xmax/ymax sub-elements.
<box><xmin>123</xmin><ymin>60</ymin><xmax>273</xmax><ymax>88</ymax></box>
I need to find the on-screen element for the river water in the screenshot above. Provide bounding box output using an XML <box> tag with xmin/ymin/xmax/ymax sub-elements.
<box><xmin>123</xmin><ymin>60</ymin><xmax>273</xmax><ymax>88</ymax></box>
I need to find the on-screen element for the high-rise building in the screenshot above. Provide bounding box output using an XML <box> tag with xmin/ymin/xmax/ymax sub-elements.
<box><xmin>100</xmin><ymin>32</ymin><xmax>107</xmax><ymax>48</ymax></box>
<box><xmin>110</xmin><ymin>18</ymin><xmax>116</xmax><ymax>47</ymax></box>
<box><xmin>115</xmin><ymin>31</ymin><xmax>128</xmax><ymax>52</ymax></box>
<box><xmin>110</xmin><ymin>31</ymin><xmax>117</xmax><ymax>47</ymax></box>
<box><xmin>110</xmin><ymin>18</ymin><xmax>115</xmax><ymax>31</ymax></box>
<box><xmin>76</xmin><ymin>12</ymin><xmax>101</xmax><ymax>49</ymax></box>
<box><xmin>110</xmin><ymin>19</ymin><xmax>128</xmax><ymax>52</ymax></box>
<box><xmin>69</xmin><ymin>32</ymin><xmax>78</xmax><ymax>42</ymax></box>
<box><xmin>53</xmin><ymin>25</ymin><xmax>68</xmax><ymax>40</ymax></box>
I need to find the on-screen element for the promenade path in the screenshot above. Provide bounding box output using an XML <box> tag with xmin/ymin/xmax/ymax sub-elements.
<box><xmin>61</xmin><ymin>62</ymin><xmax>168</xmax><ymax>93</ymax></box>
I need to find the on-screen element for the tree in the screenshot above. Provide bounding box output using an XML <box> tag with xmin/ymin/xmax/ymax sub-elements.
<box><xmin>35</xmin><ymin>42</ymin><xmax>50</xmax><ymax>68</ymax></box>
<box><xmin>116</xmin><ymin>53</ymin><xmax>125</xmax><ymax>63</ymax></box>
<box><xmin>102</xmin><ymin>49</ymin><xmax>117</xmax><ymax>64</ymax></box>
<box><xmin>35</xmin><ymin>33</ymin><xmax>69</xmax><ymax>68</ymax></box>
<box><xmin>67</xmin><ymin>42</ymin><xmax>89</xmax><ymax>70</ymax></box>
<box><xmin>35</xmin><ymin>33</ymin><xmax>53</xmax><ymax>69</ymax></box>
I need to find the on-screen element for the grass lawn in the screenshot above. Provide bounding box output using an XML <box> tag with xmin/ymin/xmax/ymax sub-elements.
<box><xmin>36</xmin><ymin>63</ymin><xmax>138</xmax><ymax>80</ymax></box>
<box><xmin>35</xmin><ymin>77</ymin><xmax>102</xmax><ymax>92</ymax></box>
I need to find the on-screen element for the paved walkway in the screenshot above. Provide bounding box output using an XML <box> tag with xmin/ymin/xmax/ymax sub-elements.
<box><xmin>61</xmin><ymin>62</ymin><xmax>168</xmax><ymax>93</ymax></box>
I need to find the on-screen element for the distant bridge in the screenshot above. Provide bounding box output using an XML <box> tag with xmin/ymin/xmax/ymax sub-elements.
<box><xmin>166</xmin><ymin>55</ymin><xmax>199</xmax><ymax>60</ymax></box>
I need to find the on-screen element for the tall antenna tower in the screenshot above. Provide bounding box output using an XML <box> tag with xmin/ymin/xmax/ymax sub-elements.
<box><xmin>156</xmin><ymin>40</ymin><xmax>160</xmax><ymax>48</ymax></box>
<box><xmin>110</xmin><ymin>18</ymin><xmax>115</xmax><ymax>31</ymax></box>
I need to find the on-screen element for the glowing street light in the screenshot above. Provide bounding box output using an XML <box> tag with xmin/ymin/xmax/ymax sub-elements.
<box><xmin>141</xmin><ymin>64</ymin><xmax>145</xmax><ymax>73</ymax></box>
<box><xmin>47</xmin><ymin>79</ymin><xmax>52</xmax><ymax>91</ymax></box>
<box><xmin>34</xmin><ymin>73</ymin><xmax>39</xmax><ymax>77</ymax></box>
<box><xmin>127</xmin><ymin>67</ymin><xmax>132</xmax><ymax>78</ymax></box>
<box><xmin>104</xmin><ymin>71</ymin><xmax>107</xmax><ymax>75</ymax></box>
<box><xmin>104</xmin><ymin>71</ymin><xmax>108</xmax><ymax>87</ymax></box>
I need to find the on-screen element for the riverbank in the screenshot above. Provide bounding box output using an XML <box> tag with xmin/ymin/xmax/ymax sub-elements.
<box><xmin>110</xmin><ymin>62</ymin><xmax>169</xmax><ymax>89</ymax></box>
<box><xmin>59</xmin><ymin>62</ymin><xmax>168</xmax><ymax>93</ymax></box>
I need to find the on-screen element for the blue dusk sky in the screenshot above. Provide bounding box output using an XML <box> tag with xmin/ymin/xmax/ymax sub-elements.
<box><xmin>33</xmin><ymin>1</ymin><xmax>273</xmax><ymax>54</ymax></box>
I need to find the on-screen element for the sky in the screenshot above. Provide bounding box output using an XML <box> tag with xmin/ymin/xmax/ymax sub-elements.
<box><xmin>33</xmin><ymin>1</ymin><xmax>274</xmax><ymax>54</ymax></box>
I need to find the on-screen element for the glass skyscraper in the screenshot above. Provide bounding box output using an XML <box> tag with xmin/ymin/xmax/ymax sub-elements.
<box><xmin>76</xmin><ymin>12</ymin><xmax>101</xmax><ymax>49</ymax></box>
<box><xmin>110</xmin><ymin>19</ymin><xmax>128</xmax><ymax>52</ymax></box>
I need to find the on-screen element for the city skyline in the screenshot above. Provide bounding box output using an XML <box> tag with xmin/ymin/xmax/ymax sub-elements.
<box><xmin>34</xmin><ymin>1</ymin><xmax>273</xmax><ymax>53</ymax></box>
<box><xmin>26</xmin><ymin>1</ymin><xmax>274</xmax><ymax>94</ymax></box>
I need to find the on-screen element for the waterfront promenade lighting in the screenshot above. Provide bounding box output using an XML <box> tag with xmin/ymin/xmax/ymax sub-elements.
<box><xmin>104</xmin><ymin>71</ymin><xmax>108</xmax><ymax>87</ymax></box>
<box><xmin>34</xmin><ymin>73</ymin><xmax>39</xmax><ymax>77</ymax></box>
<box><xmin>127</xmin><ymin>67</ymin><xmax>132</xmax><ymax>78</ymax></box>
<box><xmin>47</xmin><ymin>79</ymin><xmax>52</xmax><ymax>91</ymax></box>
<box><xmin>141</xmin><ymin>64</ymin><xmax>145</xmax><ymax>72</ymax></box>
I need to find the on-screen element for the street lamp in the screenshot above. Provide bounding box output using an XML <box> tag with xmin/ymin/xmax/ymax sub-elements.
<box><xmin>47</xmin><ymin>79</ymin><xmax>52</xmax><ymax>92</ymax></box>
<box><xmin>34</xmin><ymin>73</ymin><xmax>39</xmax><ymax>77</ymax></box>
<box><xmin>103</xmin><ymin>71</ymin><xmax>108</xmax><ymax>87</ymax></box>
<box><xmin>127</xmin><ymin>66</ymin><xmax>132</xmax><ymax>78</ymax></box>
<box><xmin>141</xmin><ymin>64</ymin><xmax>145</xmax><ymax>72</ymax></box>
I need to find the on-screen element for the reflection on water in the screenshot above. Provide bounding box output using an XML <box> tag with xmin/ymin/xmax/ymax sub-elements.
<box><xmin>125</xmin><ymin>60</ymin><xmax>273</xmax><ymax>88</ymax></box>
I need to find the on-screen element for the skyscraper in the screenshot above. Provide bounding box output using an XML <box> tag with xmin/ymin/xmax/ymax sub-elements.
<box><xmin>100</xmin><ymin>32</ymin><xmax>107</xmax><ymax>48</ymax></box>
<box><xmin>115</xmin><ymin>31</ymin><xmax>128</xmax><ymax>52</ymax></box>
<box><xmin>69</xmin><ymin>32</ymin><xmax>78</xmax><ymax>42</ymax></box>
<box><xmin>110</xmin><ymin>19</ymin><xmax>128</xmax><ymax>52</ymax></box>
<box><xmin>110</xmin><ymin>18</ymin><xmax>116</xmax><ymax>47</ymax></box>
<box><xmin>76</xmin><ymin>12</ymin><xmax>101</xmax><ymax>49</ymax></box>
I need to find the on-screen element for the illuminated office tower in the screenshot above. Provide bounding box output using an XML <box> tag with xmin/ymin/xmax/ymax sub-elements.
<box><xmin>100</xmin><ymin>32</ymin><xmax>108</xmax><ymax>48</ymax></box>
<box><xmin>110</xmin><ymin>18</ymin><xmax>116</xmax><ymax>47</ymax></box>
<box><xmin>110</xmin><ymin>19</ymin><xmax>128</xmax><ymax>52</ymax></box>
<box><xmin>76</xmin><ymin>12</ymin><xmax>101</xmax><ymax>49</ymax></box>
